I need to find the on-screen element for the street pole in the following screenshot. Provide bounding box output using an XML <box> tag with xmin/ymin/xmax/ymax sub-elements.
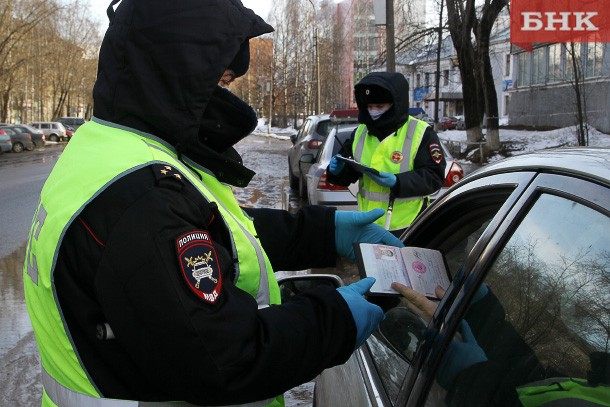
<box><xmin>385</xmin><ymin>0</ymin><xmax>395</xmax><ymax>72</ymax></box>
<box><xmin>307</xmin><ymin>0</ymin><xmax>321</xmax><ymax>114</ymax></box>
<box><xmin>434</xmin><ymin>0</ymin><xmax>444</xmax><ymax>127</ymax></box>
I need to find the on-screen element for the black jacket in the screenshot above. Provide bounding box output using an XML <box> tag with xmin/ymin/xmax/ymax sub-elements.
<box><xmin>53</xmin><ymin>0</ymin><xmax>355</xmax><ymax>404</ymax></box>
<box><xmin>327</xmin><ymin>72</ymin><xmax>446</xmax><ymax>201</ymax></box>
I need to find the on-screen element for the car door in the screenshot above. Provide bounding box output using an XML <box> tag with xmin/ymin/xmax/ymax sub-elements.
<box><xmin>315</xmin><ymin>171</ymin><xmax>535</xmax><ymax>407</ymax></box>
<box><xmin>401</xmin><ymin>171</ymin><xmax>610</xmax><ymax>406</ymax></box>
<box><xmin>289</xmin><ymin>119</ymin><xmax>312</xmax><ymax>177</ymax></box>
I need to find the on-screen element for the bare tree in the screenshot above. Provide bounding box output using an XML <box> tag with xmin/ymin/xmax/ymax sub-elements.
<box><xmin>445</xmin><ymin>0</ymin><xmax>508</xmax><ymax>150</ymax></box>
<box><xmin>564</xmin><ymin>43</ymin><xmax>589</xmax><ymax>146</ymax></box>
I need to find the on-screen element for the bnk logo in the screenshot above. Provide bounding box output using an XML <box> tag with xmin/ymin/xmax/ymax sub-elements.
<box><xmin>511</xmin><ymin>0</ymin><xmax>610</xmax><ymax>50</ymax></box>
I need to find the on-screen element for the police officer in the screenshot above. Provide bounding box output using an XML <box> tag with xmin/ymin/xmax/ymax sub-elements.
<box><xmin>22</xmin><ymin>1</ymin><xmax>403</xmax><ymax>406</ymax></box>
<box><xmin>328</xmin><ymin>72</ymin><xmax>446</xmax><ymax>237</ymax></box>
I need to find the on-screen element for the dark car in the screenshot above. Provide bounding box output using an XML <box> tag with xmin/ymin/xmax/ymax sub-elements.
<box><xmin>290</xmin><ymin>148</ymin><xmax>610</xmax><ymax>406</ymax></box>
<box><xmin>6</xmin><ymin>124</ymin><xmax>45</xmax><ymax>148</ymax></box>
<box><xmin>288</xmin><ymin>109</ymin><xmax>358</xmax><ymax>197</ymax></box>
<box><xmin>0</xmin><ymin>125</ymin><xmax>34</xmax><ymax>152</ymax></box>
<box><xmin>55</xmin><ymin>116</ymin><xmax>86</xmax><ymax>130</ymax></box>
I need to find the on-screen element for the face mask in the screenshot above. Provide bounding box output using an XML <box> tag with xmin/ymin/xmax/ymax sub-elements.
<box><xmin>368</xmin><ymin>107</ymin><xmax>390</xmax><ymax>120</ymax></box>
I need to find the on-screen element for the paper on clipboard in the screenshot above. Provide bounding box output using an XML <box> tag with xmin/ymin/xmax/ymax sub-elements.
<box><xmin>336</xmin><ymin>156</ymin><xmax>380</xmax><ymax>176</ymax></box>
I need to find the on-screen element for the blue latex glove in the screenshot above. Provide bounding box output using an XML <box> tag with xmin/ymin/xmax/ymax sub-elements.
<box><xmin>337</xmin><ymin>277</ymin><xmax>384</xmax><ymax>349</ymax></box>
<box><xmin>335</xmin><ymin>208</ymin><xmax>404</xmax><ymax>260</ymax></box>
<box><xmin>367</xmin><ymin>171</ymin><xmax>397</xmax><ymax>188</ymax></box>
<box><xmin>329</xmin><ymin>154</ymin><xmax>345</xmax><ymax>175</ymax></box>
<box><xmin>437</xmin><ymin>320</ymin><xmax>488</xmax><ymax>389</ymax></box>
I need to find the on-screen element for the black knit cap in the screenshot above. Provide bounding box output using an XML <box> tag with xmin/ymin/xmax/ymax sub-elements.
<box><xmin>362</xmin><ymin>85</ymin><xmax>393</xmax><ymax>104</ymax></box>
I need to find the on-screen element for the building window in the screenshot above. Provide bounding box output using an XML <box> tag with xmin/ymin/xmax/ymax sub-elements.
<box><xmin>505</xmin><ymin>54</ymin><xmax>511</xmax><ymax>77</ymax></box>
<box><xmin>517</xmin><ymin>53</ymin><xmax>530</xmax><ymax>87</ymax></box>
<box><xmin>585</xmin><ymin>42</ymin><xmax>603</xmax><ymax>78</ymax></box>
<box><xmin>425</xmin><ymin>72</ymin><xmax>430</xmax><ymax>87</ymax></box>
<box><xmin>531</xmin><ymin>47</ymin><xmax>545</xmax><ymax>85</ymax></box>
<box><xmin>443</xmin><ymin>70</ymin><xmax>449</xmax><ymax>86</ymax></box>
<box><xmin>564</xmin><ymin>43</ymin><xmax>581</xmax><ymax>81</ymax></box>
<box><xmin>503</xmin><ymin>95</ymin><xmax>510</xmax><ymax>116</ymax></box>
<box><xmin>416</xmin><ymin>74</ymin><xmax>421</xmax><ymax>88</ymax></box>
<box><xmin>548</xmin><ymin>44</ymin><xmax>562</xmax><ymax>83</ymax></box>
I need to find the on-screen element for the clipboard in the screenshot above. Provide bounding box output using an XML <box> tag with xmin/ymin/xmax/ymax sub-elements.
<box><xmin>336</xmin><ymin>156</ymin><xmax>380</xmax><ymax>176</ymax></box>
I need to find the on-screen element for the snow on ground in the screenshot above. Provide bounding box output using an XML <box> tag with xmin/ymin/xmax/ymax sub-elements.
<box><xmin>254</xmin><ymin>117</ymin><xmax>610</xmax><ymax>165</ymax></box>
<box><xmin>434</xmin><ymin>124</ymin><xmax>610</xmax><ymax>163</ymax></box>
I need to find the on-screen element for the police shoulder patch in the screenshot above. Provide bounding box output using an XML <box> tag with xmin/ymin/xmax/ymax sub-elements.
<box><xmin>429</xmin><ymin>143</ymin><xmax>443</xmax><ymax>164</ymax></box>
<box><xmin>176</xmin><ymin>230</ymin><xmax>222</xmax><ymax>304</ymax></box>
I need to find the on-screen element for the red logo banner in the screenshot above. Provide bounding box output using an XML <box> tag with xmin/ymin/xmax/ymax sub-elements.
<box><xmin>511</xmin><ymin>0</ymin><xmax>610</xmax><ymax>51</ymax></box>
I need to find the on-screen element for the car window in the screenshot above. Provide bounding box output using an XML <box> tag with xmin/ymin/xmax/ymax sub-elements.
<box><xmin>296</xmin><ymin>120</ymin><xmax>311</xmax><ymax>142</ymax></box>
<box><xmin>315</xmin><ymin>120</ymin><xmax>332</xmax><ymax>137</ymax></box>
<box><xmin>41</xmin><ymin>123</ymin><xmax>49</xmax><ymax>129</ymax></box>
<box><xmin>367</xmin><ymin>186</ymin><xmax>517</xmax><ymax>405</ymax></box>
<box><xmin>427</xmin><ymin>192</ymin><xmax>610</xmax><ymax>406</ymax></box>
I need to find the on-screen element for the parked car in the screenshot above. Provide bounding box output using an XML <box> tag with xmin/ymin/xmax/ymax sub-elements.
<box><xmin>300</xmin><ymin>147</ymin><xmax>610</xmax><ymax>407</ymax></box>
<box><xmin>437</xmin><ymin>116</ymin><xmax>458</xmax><ymax>131</ymax></box>
<box><xmin>54</xmin><ymin>116</ymin><xmax>86</xmax><ymax>130</ymax></box>
<box><xmin>0</xmin><ymin>129</ymin><xmax>12</xmax><ymax>154</ymax></box>
<box><xmin>9</xmin><ymin>124</ymin><xmax>45</xmax><ymax>147</ymax></box>
<box><xmin>0</xmin><ymin>125</ymin><xmax>34</xmax><ymax>152</ymax></box>
<box><xmin>29</xmin><ymin>121</ymin><xmax>68</xmax><ymax>142</ymax></box>
<box><xmin>301</xmin><ymin>124</ymin><xmax>359</xmax><ymax>210</ymax></box>
<box><xmin>288</xmin><ymin>109</ymin><xmax>359</xmax><ymax>197</ymax></box>
<box><xmin>455</xmin><ymin>115</ymin><xmax>466</xmax><ymax>130</ymax></box>
<box><xmin>420</xmin><ymin>116</ymin><xmax>435</xmax><ymax>126</ymax></box>
<box><xmin>64</xmin><ymin>125</ymin><xmax>75</xmax><ymax>140</ymax></box>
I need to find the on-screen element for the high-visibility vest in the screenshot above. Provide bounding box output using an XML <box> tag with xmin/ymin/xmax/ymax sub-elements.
<box><xmin>517</xmin><ymin>377</ymin><xmax>610</xmax><ymax>406</ymax></box>
<box><xmin>352</xmin><ymin>117</ymin><xmax>429</xmax><ymax>230</ymax></box>
<box><xmin>23</xmin><ymin>119</ymin><xmax>282</xmax><ymax>407</ymax></box>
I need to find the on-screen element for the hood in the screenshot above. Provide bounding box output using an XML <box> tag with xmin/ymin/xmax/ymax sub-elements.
<box><xmin>93</xmin><ymin>0</ymin><xmax>273</xmax><ymax>185</ymax></box>
<box><xmin>354</xmin><ymin>72</ymin><xmax>410</xmax><ymax>139</ymax></box>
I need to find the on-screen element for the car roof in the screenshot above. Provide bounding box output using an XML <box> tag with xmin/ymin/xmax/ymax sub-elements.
<box><xmin>466</xmin><ymin>147</ymin><xmax>610</xmax><ymax>185</ymax></box>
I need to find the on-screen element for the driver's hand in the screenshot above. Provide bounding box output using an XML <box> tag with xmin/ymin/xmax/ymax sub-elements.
<box><xmin>391</xmin><ymin>283</ymin><xmax>446</xmax><ymax>323</ymax></box>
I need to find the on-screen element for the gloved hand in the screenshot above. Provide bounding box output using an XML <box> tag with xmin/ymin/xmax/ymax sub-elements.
<box><xmin>437</xmin><ymin>320</ymin><xmax>487</xmax><ymax>389</ymax></box>
<box><xmin>335</xmin><ymin>208</ymin><xmax>404</xmax><ymax>260</ymax></box>
<box><xmin>337</xmin><ymin>277</ymin><xmax>384</xmax><ymax>349</ymax></box>
<box><xmin>367</xmin><ymin>171</ymin><xmax>397</xmax><ymax>188</ymax></box>
<box><xmin>329</xmin><ymin>154</ymin><xmax>345</xmax><ymax>175</ymax></box>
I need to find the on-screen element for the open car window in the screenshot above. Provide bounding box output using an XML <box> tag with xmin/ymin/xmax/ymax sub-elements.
<box><xmin>366</xmin><ymin>179</ymin><xmax>521</xmax><ymax>405</ymax></box>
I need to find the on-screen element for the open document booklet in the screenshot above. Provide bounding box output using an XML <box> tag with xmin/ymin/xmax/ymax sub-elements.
<box><xmin>354</xmin><ymin>243</ymin><xmax>451</xmax><ymax>299</ymax></box>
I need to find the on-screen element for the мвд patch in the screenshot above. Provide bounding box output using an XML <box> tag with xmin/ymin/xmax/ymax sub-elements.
<box><xmin>176</xmin><ymin>230</ymin><xmax>222</xmax><ymax>304</ymax></box>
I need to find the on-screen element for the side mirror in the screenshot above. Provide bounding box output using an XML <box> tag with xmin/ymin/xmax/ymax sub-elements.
<box><xmin>277</xmin><ymin>274</ymin><xmax>344</xmax><ymax>303</ymax></box>
<box><xmin>290</xmin><ymin>134</ymin><xmax>297</xmax><ymax>144</ymax></box>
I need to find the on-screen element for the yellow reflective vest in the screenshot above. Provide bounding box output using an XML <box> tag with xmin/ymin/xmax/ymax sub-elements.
<box><xmin>352</xmin><ymin>117</ymin><xmax>429</xmax><ymax>231</ymax></box>
<box><xmin>23</xmin><ymin>120</ymin><xmax>282</xmax><ymax>407</ymax></box>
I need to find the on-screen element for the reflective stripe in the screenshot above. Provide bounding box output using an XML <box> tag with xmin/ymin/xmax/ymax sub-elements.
<box><xmin>147</xmin><ymin>145</ymin><xmax>271</xmax><ymax>306</ymax></box>
<box><xmin>43</xmin><ymin>368</ymin><xmax>274</xmax><ymax>407</ymax></box>
<box><xmin>399</xmin><ymin>119</ymin><xmax>419</xmax><ymax>172</ymax></box>
<box><xmin>359</xmin><ymin>189</ymin><xmax>426</xmax><ymax>202</ymax></box>
<box><xmin>353</xmin><ymin>125</ymin><xmax>367</xmax><ymax>160</ymax></box>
